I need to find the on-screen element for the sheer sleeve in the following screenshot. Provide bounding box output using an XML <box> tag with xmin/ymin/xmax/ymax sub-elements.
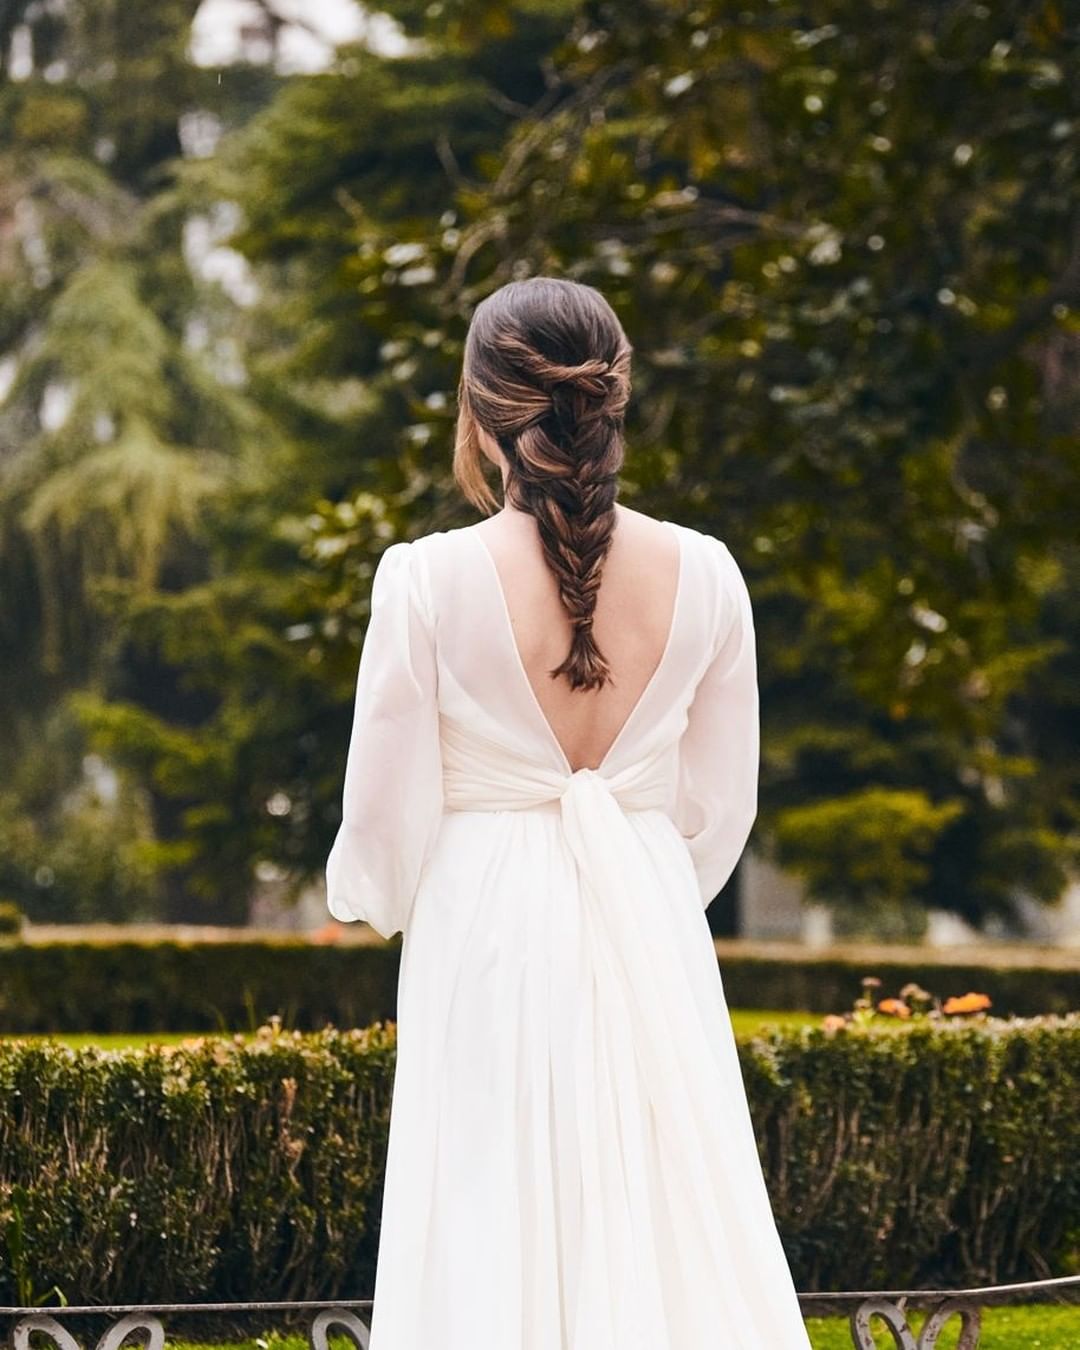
<box><xmin>673</xmin><ymin>539</ymin><xmax>760</xmax><ymax>909</ymax></box>
<box><xmin>325</xmin><ymin>539</ymin><xmax>444</xmax><ymax>940</ymax></box>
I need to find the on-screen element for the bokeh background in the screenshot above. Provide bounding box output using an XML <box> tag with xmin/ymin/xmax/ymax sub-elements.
<box><xmin>1</xmin><ymin>0</ymin><xmax>1077</xmax><ymax>947</ymax></box>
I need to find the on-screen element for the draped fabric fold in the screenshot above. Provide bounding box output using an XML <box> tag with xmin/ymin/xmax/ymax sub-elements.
<box><xmin>423</xmin><ymin>710</ymin><xmax>812</xmax><ymax>1349</ymax></box>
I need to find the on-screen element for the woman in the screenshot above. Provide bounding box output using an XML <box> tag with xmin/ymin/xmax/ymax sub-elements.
<box><xmin>326</xmin><ymin>276</ymin><xmax>812</xmax><ymax>1348</ymax></box>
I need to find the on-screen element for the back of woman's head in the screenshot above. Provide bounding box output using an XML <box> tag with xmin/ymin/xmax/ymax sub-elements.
<box><xmin>453</xmin><ymin>276</ymin><xmax>633</xmax><ymax>692</ymax></box>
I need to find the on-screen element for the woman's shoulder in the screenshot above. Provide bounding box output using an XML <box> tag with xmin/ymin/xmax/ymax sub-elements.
<box><xmin>408</xmin><ymin>522</ymin><xmax>478</xmax><ymax>548</ymax></box>
<box><xmin>406</xmin><ymin>523</ymin><xmax>483</xmax><ymax>574</ymax></box>
<box><xmin>639</xmin><ymin>512</ymin><xmax>745</xmax><ymax>577</ymax></box>
<box><xmin>400</xmin><ymin>525</ymin><xmax>485</xmax><ymax>617</ymax></box>
<box><xmin>658</xmin><ymin>517</ymin><xmax>753</xmax><ymax>646</ymax></box>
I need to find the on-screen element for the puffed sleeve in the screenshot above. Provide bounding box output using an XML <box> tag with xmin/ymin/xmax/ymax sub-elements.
<box><xmin>325</xmin><ymin>539</ymin><xmax>444</xmax><ymax>940</ymax></box>
<box><xmin>673</xmin><ymin>539</ymin><xmax>760</xmax><ymax>908</ymax></box>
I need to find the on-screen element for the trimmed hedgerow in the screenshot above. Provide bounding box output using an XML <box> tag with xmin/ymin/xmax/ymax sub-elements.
<box><xmin>0</xmin><ymin>903</ymin><xmax>24</xmax><ymax>937</ymax></box>
<box><xmin>0</xmin><ymin>940</ymin><xmax>403</xmax><ymax>1034</ymax></box>
<box><xmin>0</xmin><ymin>1022</ymin><xmax>395</xmax><ymax>1305</ymax></box>
<box><xmin>714</xmin><ymin>949</ymin><xmax>1080</xmax><ymax>1018</ymax></box>
<box><xmin>0</xmin><ymin>938</ymin><xmax>1077</xmax><ymax>1034</ymax></box>
<box><xmin>0</xmin><ymin>1015</ymin><xmax>1077</xmax><ymax>1303</ymax></box>
<box><xmin>744</xmin><ymin>1014</ymin><xmax>1080</xmax><ymax>1289</ymax></box>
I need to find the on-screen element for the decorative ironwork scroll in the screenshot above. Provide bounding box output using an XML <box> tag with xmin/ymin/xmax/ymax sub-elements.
<box><xmin>2</xmin><ymin>1276</ymin><xmax>1078</xmax><ymax>1349</ymax></box>
<box><xmin>308</xmin><ymin>1306</ymin><xmax>370</xmax><ymax>1350</ymax></box>
<box><xmin>849</xmin><ymin>1295</ymin><xmax>981</xmax><ymax>1349</ymax></box>
<box><xmin>3</xmin><ymin>1303</ymin><xmax>371</xmax><ymax>1350</ymax></box>
<box><xmin>11</xmin><ymin>1313</ymin><xmax>166</xmax><ymax>1350</ymax></box>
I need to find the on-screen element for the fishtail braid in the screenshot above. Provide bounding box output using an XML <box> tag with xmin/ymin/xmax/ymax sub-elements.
<box><xmin>453</xmin><ymin>278</ymin><xmax>634</xmax><ymax>692</ymax></box>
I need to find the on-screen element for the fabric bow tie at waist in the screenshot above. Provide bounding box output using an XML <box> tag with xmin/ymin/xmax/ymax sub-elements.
<box><xmin>439</xmin><ymin>711</ymin><xmax>671</xmax><ymax>815</ymax></box>
<box><xmin>438</xmin><ymin>712</ymin><xmax>772</xmax><ymax>1285</ymax></box>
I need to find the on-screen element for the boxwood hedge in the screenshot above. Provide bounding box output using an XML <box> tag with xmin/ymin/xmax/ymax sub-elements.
<box><xmin>1</xmin><ymin>937</ymin><xmax>1077</xmax><ymax>1033</ymax></box>
<box><xmin>0</xmin><ymin>1015</ymin><xmax>1077</xmax><ymax>1303</ymax></box>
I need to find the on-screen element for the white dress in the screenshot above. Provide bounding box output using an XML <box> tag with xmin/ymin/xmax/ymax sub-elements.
<box><xmin>325</xmin><ymin>519</ymin><xmax>812</xmax><ymax>1349</ymax></box>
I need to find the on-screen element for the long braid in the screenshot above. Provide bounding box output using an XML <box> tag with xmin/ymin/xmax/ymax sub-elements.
<box><xmin>453</xmin><ymin>279</ymin><xmax>633</xmax><ymax>693</ymax></box>
<box><xmin>499</xmin><ymin>341</ymin><xmax>628</xmax><ymax>690</ymax></box>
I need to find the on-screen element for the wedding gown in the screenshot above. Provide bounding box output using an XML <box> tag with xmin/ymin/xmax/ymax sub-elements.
<box><xmin>325</xmin><ymin>518</ymin><xmax>812</xmax><ymax>1349</ymax></box>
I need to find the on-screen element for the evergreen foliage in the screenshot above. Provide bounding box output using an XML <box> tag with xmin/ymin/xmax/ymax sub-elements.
<box><xmin>0</xmin><ymin>1</ymin><xmax>1075</xmax><ymax>928</ymax></box>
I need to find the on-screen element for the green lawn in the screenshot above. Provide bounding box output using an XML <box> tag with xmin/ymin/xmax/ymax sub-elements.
<box><xmin>729</xmin><ymin>1008</ymin><xmax>824</xmax><ymax>1036</ymax></box>
<box><xmin>0</xmin><ymin>1010</ymin><xmax>825</xmax><ymax>1050</ymax></box>
<box><xmin>806</xmin><ymin>1304</ymin><xmax>1079</xmax><ymax>1347</ymax></box>
<box><xmin>100</xmin><ymin>1306</ymin><xmax>1080</xmax><ymax>1350</ymax></box>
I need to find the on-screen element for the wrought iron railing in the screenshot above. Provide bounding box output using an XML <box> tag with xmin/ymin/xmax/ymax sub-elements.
<box><xmin>3</xmin><ymin>1276</ymin><xmax>1079</xmax><ymax>1349</ymax></box>
<box><xmin>800</xmin><ymin>1274</ymin><xmax>1080</xmax><ymax>1347</ymax></box>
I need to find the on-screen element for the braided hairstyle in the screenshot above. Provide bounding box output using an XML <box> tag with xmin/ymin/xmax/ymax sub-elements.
<box><xmin>453</xmin><ymin>277</ymin><xmax>633</xmax><ymax>692</ymax></box>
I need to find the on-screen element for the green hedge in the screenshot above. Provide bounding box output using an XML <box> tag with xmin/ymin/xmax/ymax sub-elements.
<box><xmin>0</xmin><ymin>1017</ymin><xmax>1077</xmax><ymax>1303</ymax></box>
<box><xmin>1</xmin><ymin>938</ymin><xmax>1077</xmax><ymax>1034</ymax></box>
<box><xmin>0</xmin><ymin>940</ymin><xmax>402</xmax><ymax>1034</ymax></box>
<box><xmin>711</xmin><ymin>948</ymin><xmax>1080</xmax><ymax>1018</ymax></box>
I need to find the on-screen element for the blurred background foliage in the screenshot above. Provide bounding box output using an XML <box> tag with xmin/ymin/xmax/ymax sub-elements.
<box><xmin>0</xmin><ymin>0</ymin><xmax>1076</xmax><ymax>931</ymax></box>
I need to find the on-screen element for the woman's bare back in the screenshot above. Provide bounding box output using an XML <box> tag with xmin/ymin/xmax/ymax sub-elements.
<box><xmin>472</xmin><ymin>504</ymin><xmax>682</xmax><ymax>772</ymax></box>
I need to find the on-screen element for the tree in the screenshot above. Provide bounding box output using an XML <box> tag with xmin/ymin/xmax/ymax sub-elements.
<box><xmin>180</xmin><ymin>0</ymin><xmax>1076</xmax><ymax>930</ymax></box>
<box><xmin>58</xmin><ymin>4</ymin><xmax>580</xmax><ymax>917</ymax></box>
<box><xmin>4</xmin><ymin>0</ymin><xmax>1076</xmax><ymax>930</ymax></box>
<box><xmin>0</xmin><ymin>0</ymin><xmax>284</xmax><ymax>919</ymax></box>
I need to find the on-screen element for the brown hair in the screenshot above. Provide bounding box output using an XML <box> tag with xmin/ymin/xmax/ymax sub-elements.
<box><xmin>453</xmin><ymin>276</ymin><xmax>632</xmax><ymax>692</ymax></box>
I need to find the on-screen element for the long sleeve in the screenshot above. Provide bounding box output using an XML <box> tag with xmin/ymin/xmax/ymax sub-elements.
<box><xmin>673</xmin><ymin>540</ymin><xmax>760</xmax><ymax>908</ymax></box>
<box><xmin>325</xmin><ymin>539</ymin><xmax>444</xmax><ymax>940</ymax></box>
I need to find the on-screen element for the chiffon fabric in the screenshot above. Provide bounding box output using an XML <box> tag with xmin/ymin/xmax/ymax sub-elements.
<box><xmin>325</xmin><ymin>519</ymin><xmax>812</xmax><ymax>1349</ymax></box>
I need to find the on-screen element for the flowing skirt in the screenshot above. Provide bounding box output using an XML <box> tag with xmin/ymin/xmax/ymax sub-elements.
<box><xmin>366</xmin><ymin>804</ymin><xmax>812</xmax><ymax>1349</ymax></box>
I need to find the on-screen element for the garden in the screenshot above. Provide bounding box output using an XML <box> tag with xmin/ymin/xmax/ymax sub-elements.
<box><xmin>2</xmin><ymin>943</ymin><xmax>1078</xmax><ymax>1344</ymax></box>
<box><xmin>0</xmin><ymin>0</ymin><xmax>1077</xmax><ymax>1345</ymax></box>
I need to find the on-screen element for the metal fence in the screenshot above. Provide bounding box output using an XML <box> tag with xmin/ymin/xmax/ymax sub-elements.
<box><xmin>3</xmin><ymin>1277</ymin><xmax>1079</xmax><ymax>1349</ymax></box>
<box><xmin>800</xmin><ymin>1274</ymin><xmax>1080</xmax><ymax>1347</ymax></box>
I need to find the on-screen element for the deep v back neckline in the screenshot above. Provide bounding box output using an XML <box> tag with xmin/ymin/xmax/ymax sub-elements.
<box><xmin>472</xmin><ymin>520</ymin><xmax>684</xmax><ymax>775</ymax></box>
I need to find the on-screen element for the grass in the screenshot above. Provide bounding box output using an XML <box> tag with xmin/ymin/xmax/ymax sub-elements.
<box><xmin>729</xmin><ymin>1007</ymin><xmax>824</xmax><ymax>1036</ymax></box>
<box><xmin>0</xmin><ymin>1010</ymin><xmax>826</xmax><ymax>1050</ymax></box>
<box><xmin>61</xmin><ymin>1306</ymin><xmax>1077</xmax><ymax>1350</ymax></box>
<box><xmin>805</xmin><ymin>1303</ymin><xmax>1080</xmax><ymax>1347</ymax></box>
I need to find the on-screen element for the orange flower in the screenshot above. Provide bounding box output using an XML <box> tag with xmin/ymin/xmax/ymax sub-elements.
<box><xmin>877</xmin><ymin>997</ymin><xmax>912</xmax><ymax>1018</ymax></box>
<box><xmin>942</xmin><ymin>992</ymin><xmax>992</xmax><ymax>1015</ymax></box>
<box><xmin>822</xmin><ymin>1014</ymin><xmax>848</xmax><ymax>1034</ymax></box>
<box><xmin>310</xmin><ymin>921</ymin><xmax>344</xmax><ymax>945</ymax></box>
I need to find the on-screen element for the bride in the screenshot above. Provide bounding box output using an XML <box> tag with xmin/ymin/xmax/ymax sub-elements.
<box><xmin>327</xmin><ymin>274</ymin><xmax>813</xmax><ymax>1348</ymax></box>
